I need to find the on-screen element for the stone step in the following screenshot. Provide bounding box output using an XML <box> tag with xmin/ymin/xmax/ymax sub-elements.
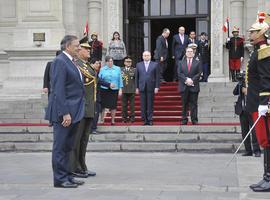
<box><xmin>0</xmin><ymin>132</ymin><xmax>242</xmax><ymax>143</ymax></box>
<box><xmin>0</xmin><ymin>141</ymin><xmax>243</xmax><ymax>153</ymax></box>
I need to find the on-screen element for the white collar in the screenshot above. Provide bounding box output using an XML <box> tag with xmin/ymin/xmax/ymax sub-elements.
<box><xmin>63</xmin><ymin>51</ymin><xmax>73</xmax><ymax>61</ymax></box>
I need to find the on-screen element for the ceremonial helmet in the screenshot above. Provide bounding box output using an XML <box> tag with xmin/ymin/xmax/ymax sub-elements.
<box><xmin>188</xmin><ymin>43</ymin><xmax>198</xmax><ymax>49</ymax></box>
<box><xmin>232</xmin><ymin>26</ymin><xmax>240</xmax><ymax>33</ymax></box>
<box><xmin>249</xmin><ymin>12</ymin><xmax>270</xmax><ymax>38</ymax></box>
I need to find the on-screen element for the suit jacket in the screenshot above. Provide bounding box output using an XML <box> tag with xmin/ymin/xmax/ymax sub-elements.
<box><xmin>135</xmin><ymin>61</ymin><xmax>160</xmax><ymax>92</ymax></box>
<box><xmin>172</xmin><ymin>34</ymin><xmax>190</xmax><ymax>59</ymax></box>
<box><xmin>76</xmin><ymin>59</ymin><xmax>96</xmax><ymax>118</ymax></box>
<box><xmin>178</xmin><ymin>58</ymin><xmax>202</xmax><ymax>93</ymax></box>
<box><xmin>121</xmin><ymin>67</ymin><xmax>136</xmax><ymax>93</ymax></box>
<box><xmin>45</xmin><ymin>53</ymin><xmax>85</xmax><ymax>124</ymax></box>
<box><xmin>154</xmin><ymin>35</ymin><xmax>168</xmax><ymax>60</ymax></box>
<box><xmin>43</xmin><ymin>61</ymin><xmax>52</xmax><ymax>92</ymax></box>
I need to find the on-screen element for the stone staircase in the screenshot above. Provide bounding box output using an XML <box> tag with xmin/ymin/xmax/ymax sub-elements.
<box><xmin>0</xmin><ymin>125</ymin><xmax>243</xmax><ymax>152</ymax></box>
<box><xmin>0</xmin><ymin>81</ymin><xmax>242</xmax><ymax>152</ymax></box>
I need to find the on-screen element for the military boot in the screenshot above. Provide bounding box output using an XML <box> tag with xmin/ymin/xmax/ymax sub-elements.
<box><xmin>252</xmin><ymin>147</ymin><xmax>270</xmax><ymax>192</ymax></box>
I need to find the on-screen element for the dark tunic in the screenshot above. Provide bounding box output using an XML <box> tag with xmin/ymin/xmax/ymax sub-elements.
<box><xmin>226</xmin><ymin>37</ymin><xmax>244</xmax><ymax>59</ymax></box>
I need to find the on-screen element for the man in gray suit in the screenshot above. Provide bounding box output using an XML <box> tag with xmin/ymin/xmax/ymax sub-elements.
<box><xmin>136</xmin><ymin>51</ymin><xmax>160</xmax><ymax>125</ymax></box>
<box><xmin>154</xmin><ymin>28</ymin><xmax>170</xmax><ymax>82</ymax></box>
<box><xmin>178</xmin><ymin>47</ymin><xmax>202</xmax><ymax>125</ymax></box>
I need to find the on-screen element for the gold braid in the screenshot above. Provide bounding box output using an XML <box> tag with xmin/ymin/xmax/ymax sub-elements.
<box><xmin>78</xmin><ymin>63</ymin><xmax>97</xmax><ymax>102</ymax></box>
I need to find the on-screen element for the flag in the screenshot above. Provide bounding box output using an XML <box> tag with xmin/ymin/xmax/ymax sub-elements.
<box><xmin>223</xmin><ymin>18</ymin><xmax>229</xmax><ymax>32</ymax></box>
<box><xmin>83</xmin><ymin>20</ymin><xmax>89</xmax><ymax>36</ymax></box>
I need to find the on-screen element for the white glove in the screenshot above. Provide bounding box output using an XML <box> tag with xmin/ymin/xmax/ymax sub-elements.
<box><xmin>227</xmin><ymin>38</ymin><xmax>230</xmax><ymax>42</ymax></box>
<box><xmin>258</xmin><ymin>105</ymin><xmax>269</xmax><ymax>116</ymax></box>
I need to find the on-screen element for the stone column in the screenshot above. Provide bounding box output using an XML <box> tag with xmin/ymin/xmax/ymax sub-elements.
<box><xmin>88</xmin><ymin>0</ymin><xmax>102</xmax><ymax>39</ymax></box>
<box><xmin>63</xmin><ymin>0</ymin><xmax>77</xmax><ymax>35</ymax></box>
<box><xmin>209</xmin><ymin>0</ymin><xmax>227</xmax><ymax>82</ymax></box>
<box><xmin>230</xmin><ymin>0</ymin><xmax>244</xmax><ymax>36</ymax></box>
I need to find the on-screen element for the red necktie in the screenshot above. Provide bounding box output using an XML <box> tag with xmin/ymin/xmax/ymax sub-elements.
<box><xmin>188</xmin><ymin>59</ymin><xmax>191</xmax><ymax>72</ymax></box>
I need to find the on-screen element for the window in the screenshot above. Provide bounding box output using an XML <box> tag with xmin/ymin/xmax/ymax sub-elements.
<box><xmin>161</xmin><ymin>0</ymin><xmax>170</xmax><ymax>15</ymax></box>
<box><xmin>150</xmin><ymin>0</ymin><xmax>160</xmax><ymax>16</ymax></box>
<box><xmin>175</xmin><ymin>0</ymin><xmax>185</xmax><ymax>15</ymax></box>
<box><xmin>198</xmin><ymin>0</ymin><xmax>208</xmax><ymax>14</ymax></box>
<box><xmin>186</xmin><ymin>0</ymin><xmax>196</xmax><ymax>14</ymax></box>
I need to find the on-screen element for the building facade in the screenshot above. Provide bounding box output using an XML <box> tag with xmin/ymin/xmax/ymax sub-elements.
<box><xmin>0</xmin><ymin>0</ymin><xmax>268</xmax><ymax>97</ymax></box>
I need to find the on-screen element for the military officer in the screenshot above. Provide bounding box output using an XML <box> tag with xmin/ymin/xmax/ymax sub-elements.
<box><xmin>72</xmin><ymin>36</ymin><xmax>97</xmax><ymax>178</ymax></box>
<box><xmin>246</xmin><ymin>12</ymin><xmax>270</xmax><ymax>192</ymax></box>
<box><xmin>226</xmin><ymin>26</ymin><xmax>244</xmax><ymax>82</ymax></box>
<box><xmin>121</xmin><ymin>56</ymin><xmax>136</xmax><ymax>123</ymax></box>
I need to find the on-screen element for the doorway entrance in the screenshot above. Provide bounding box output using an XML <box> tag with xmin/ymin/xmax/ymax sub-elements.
<box><xmin>151</xmin><ymin>18</ymin><xmax>196</xmax><ymax>81</ymax></box>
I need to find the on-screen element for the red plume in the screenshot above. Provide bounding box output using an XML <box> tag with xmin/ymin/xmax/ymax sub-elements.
<box><xmin>258</xmin><ymin>12</ymin><xmax>266</xmax><ymax>23</ymax></box>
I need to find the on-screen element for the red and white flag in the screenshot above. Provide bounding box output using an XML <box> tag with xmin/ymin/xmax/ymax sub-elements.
<box><xmin>83</xmin><ymin>20</ymin><xmax>89</xmax><ymax>36</ymax></box>
<box><xmin>223</xmin><ymin>18</ymin><xmax>229</xmax><ymax>32</ymax></box>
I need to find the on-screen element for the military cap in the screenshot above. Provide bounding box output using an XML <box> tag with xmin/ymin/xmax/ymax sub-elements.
<box><xmin>232</xmin><ymin>26</ymin><xmax>240</xmax><ymax>33</ymax></box>
<box><xmin>91</xmin><ymin>32</ymin><xmax>98</xmax><ymax>36</ymax></box>
<box><xmin>79</xmin><ymin>36</ymin><xmax>91</xmax><ymax>49</ymax></box>
<box><xmin>188</xmin><ymin>43</ymin><xmax>198</xmax><ymax>49</ymax></box>
<box><xmin>249</xmin><ymin>12</ymin><xmax>270</xmax><ymax>37</ymax></box>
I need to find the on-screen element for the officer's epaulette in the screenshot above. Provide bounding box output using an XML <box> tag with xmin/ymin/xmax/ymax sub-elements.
<box><xmin>258</xmin><ymin>45</ymin><xmax>270</xmax><ymax>60</ymax></box>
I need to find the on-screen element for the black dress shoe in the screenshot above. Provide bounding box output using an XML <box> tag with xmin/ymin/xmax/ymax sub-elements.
<box><xmin>254</xmin><ymin>151</ymin><xmax>261</xmax><ymax>157</ymax></box>
<box><xmin>149</xmin><ymin>121</ymin><xmax>153</xmax><ymax>126</ymax></box>
<box><xmin>242</xmin><ymin>152</ymin><xmax>252</xmax><ymax>156</ymax></box>
<box><xmin>181</xmin><ymin>121</ymin><xmax>188</xmax><ymax>125</ymax></box>
<box><xmin>72</xmin><ymin>172</ymin><xmax>88</xmax><ymax>178</ymax></box>
<box><xmin>192</xmin><ymin>121</ymin><xmax>198</xmax><ymax>125</ymax></box>
<box><xmin>54</xmin><ymin>181</ymin><xmax>78</xmax><ymax>188</ymax></box>
<box><xmin>252</xmin><ymin>180</ymin><xmax>270</xmax><ymax>192</ymax></box>
<box><xmin>143</xmin><ymin>122</ymin><xmax>149</xmax><ymax>125</ymax></box>
<box><xmin>69</xmin><ymin>178</ymin><xmax>84</xmax><ymax>185</ymax></box>
<box><xmin>84</xmin><ymin>170</ymin><xmax>96</xmax><ymax>177</ymax></box>
<box><xmin>92</xmin><ymin>130</ymin><xmax>97</xmax><ymax>134</ymax></box>
<box><xmin>250</xmin><ymin>179</ymin><xmax>267</xmax><ymax>189</ymax></box>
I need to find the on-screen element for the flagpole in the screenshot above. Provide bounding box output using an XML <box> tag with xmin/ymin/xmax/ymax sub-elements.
<box><xmin>227</xmin><ymin>18</ymin><xmax>230</xmax><ymax>38</ymax></box>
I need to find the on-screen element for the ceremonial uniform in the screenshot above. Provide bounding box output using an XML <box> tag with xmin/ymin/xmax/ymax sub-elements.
<box><xmin>246</xmin><ymin>12</ymin><xmax>270</xmax><ymax>192</ymax></box>
<box><xmin>226</xmin><ymin>27</ymin><xmax>244</xmax><ymax>81</ymax></box>
<box><xmin>73</xmin><ymin>58</ymin><xmax>96</xmax><ymax>174</ymax></box>
<box><xmin>89</xmin><ymin>33</ymin><xmax>103</xmax><ymax>60</ymax></box>
<box><xmin>121</xmin><ymin>66</ymin><xmax>136</xmax><ymax>122</ymax></box>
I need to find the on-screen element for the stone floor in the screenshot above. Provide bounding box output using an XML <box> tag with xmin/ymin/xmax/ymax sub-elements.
<box><xmin>0</xmin><ymin>152</ymin><xmax>269</xmax><ymax>200</ymax></box>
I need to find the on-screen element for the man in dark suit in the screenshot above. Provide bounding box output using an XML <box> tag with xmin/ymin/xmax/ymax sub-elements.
<box><xmin>172</xmin><ymin>26</ymin><xmax>190</xmax><ymax>81</ymax></box>
<box><xmin>42</xmin><ymin>50</ymin><xmax>62</xmax><ymax>97</ymax></box>
<box><xmin>154</xmin><ymin>28</ymin><xmax>170</xmax><ymax>82</ymax></box>
<box><xmin>178</xmin><ymin>47</ymin><xmax>202</xmax><ymax>125</ymax></box>
<box><xmin>136</xmin><ymin>51</ymin><xmax>160</xmax><ymax>125</ymax></box>
<box><xmin>45</xmin><ymin>35</ymin><xmax>85</xmax><ymax>188</ymax></box>
<box><xmin>71</xmin><ymin>37</ymin><xmax>97</xmax><ymax>178</ymax></box>
<box><xmin>121</xmin><ymin>56</ymin><xmax>136</xmax><ymax>123</ymax></box>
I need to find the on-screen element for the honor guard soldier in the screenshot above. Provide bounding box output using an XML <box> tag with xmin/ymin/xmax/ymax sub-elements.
<box><xmin>89</xmin><ymin>32</ymin><xmax>103</xmax><ymax>61</ymax></box>
<box><xmin>72</xmin><ymin>36</ymin><xmax>97</xmax><ymax>178</ymax></box>
<box><xmin>121</xmin><ymin>56</ymin><xmax>136</xmax><ymax>123</ymax></box>
<box><xmin>226</xmin><ymin>26</ymin><xmax>244</xmax><ymax>82</ymax></box>
<box><xmin>246</xmin><ymin>12</ymin><xmax>270</xmax><ymax>192</ymax></box>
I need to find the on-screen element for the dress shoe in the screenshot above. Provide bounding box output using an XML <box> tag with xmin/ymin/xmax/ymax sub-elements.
<box><xmin>84</xmin><ymin>170</ymin><xmax>96</xmax><ymax>177</ymax></box>
<box><xmin>252</xmin><ymin>180</ymin><xmax>270</xmax><ymax>192</ymax></box>
<box><xmin>122</xmin><ymin>118</ymin><xmax>128</xmax><ymax>123</ymax></box>
<box><xmin>130</xmin><ymin>118</ymin><xmax>135</xmax><ymax>123</ymax></box>
<box><xmin>242</xmin><ymin>152</ymin><xmax>252</xmax><ymax>156</ymax></box>
<box><xmin>192</xmin><ymin>121</ymin><xmax>198</xmax><ymax>125</ymax></box>
<box><xmin>181</xmin><ymin>121</ymin><xmax>188</xmax><ymax>125</ymax></box>
<box><xmin>54</xmin><ymin>181</ymin><xmax>78</xmax><ymax>188</ymax></box>
<box><xmin>69</xmin><ymin>178</ymin><xmax>84</xmax><ymax>185</ymax></box>
<box><xmin>149</xmin><ymin>121</ymin><xmax>153</xmax><ymax>126</ymax></box>
<box><xmin>143</xmin><ymin>122</ymin><xmax>149</xmax><ymax>125</ymax></box>
<box><xmin>250</xmin><ymin>179</ymin><xmax>267</xmax><ymax>189</ymax></box>
<box><xmin>254</xmin><ymin>151</ymin><xmax>261</xmax><ymax>157</ymax></box>
<box><xmin>92</xmin><ymin>130</ymin><xmax>97</xmax><ymax>134</ymax></box>
<box><xmin>72</xmin><ymin>172</ymin><xmax>88</xmax><ymax>178</ymax></box>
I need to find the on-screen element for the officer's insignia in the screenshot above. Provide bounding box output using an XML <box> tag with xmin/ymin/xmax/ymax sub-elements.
<box><xmin>85</xmin><ymin>78</ymin><xmax>89</xmax><ymax>82</ymax></box>
<box><xmin>258</xmin><ymin>45</ymin><xmax>270</xmax><ymax>60</ymax></box>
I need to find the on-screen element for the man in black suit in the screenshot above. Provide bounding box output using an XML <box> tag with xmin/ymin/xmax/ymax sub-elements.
<box><xmin>154</xmin><ymin>28</ymin><xmax>170</xmax><ymax>82</ymax></box>
<box><xmin>45</xmin><ymin>35</ymin><xmax>85</xmax><ymax>188</ymax></box>
<box><xmin>172</xmin><ymin>26</ymin><xmax>190</xmax><ymax>81</ymax></box>
<box><xmin>42</xmin><ymin>50</ymin><xmax>62</xmax><ymax>97</ymax></box>
<box><xmin>136</xmin><ymin>51</ymin><xmax>160</xmax><ymax>125</ymax></box>
<box><xmin>178</xmin><ymin>47</ymin><xmax>202</xmax><ymax>125</ymax></box>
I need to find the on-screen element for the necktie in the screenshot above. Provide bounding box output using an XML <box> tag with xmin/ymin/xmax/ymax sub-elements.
<box><xmin>188</xmin><ymin>59</ymin><xmax>191</xmax><ymax>73</ymax></box>
<box><xmin>145</xmin><ymin>62</ymin><xmax>149</xmax><ymax>72</ymax></box>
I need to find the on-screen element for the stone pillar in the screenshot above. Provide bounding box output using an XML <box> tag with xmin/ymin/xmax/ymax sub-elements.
<box><xmin>230</xmin><ymin>0</ymin><xmax>244</xmax><ymax>36</ymax></box>
<box><xmin>63</xmin><ymin>0</ymin><xmax>77</xmax><ymax>35</ymax></box>
<box><xmin>105</xmin><ymin>0</ymin><xmax>123</xmax><ymax>45</ymax></box>
<box><xmin>209</xmin><ymin>0</ymin><xmax>227</xmax><ymax>82</ymax></box>
<box><xmin>88</xmin><ymin>0</ymin><xmax>102</xmax><ymax>39</ymax></box>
